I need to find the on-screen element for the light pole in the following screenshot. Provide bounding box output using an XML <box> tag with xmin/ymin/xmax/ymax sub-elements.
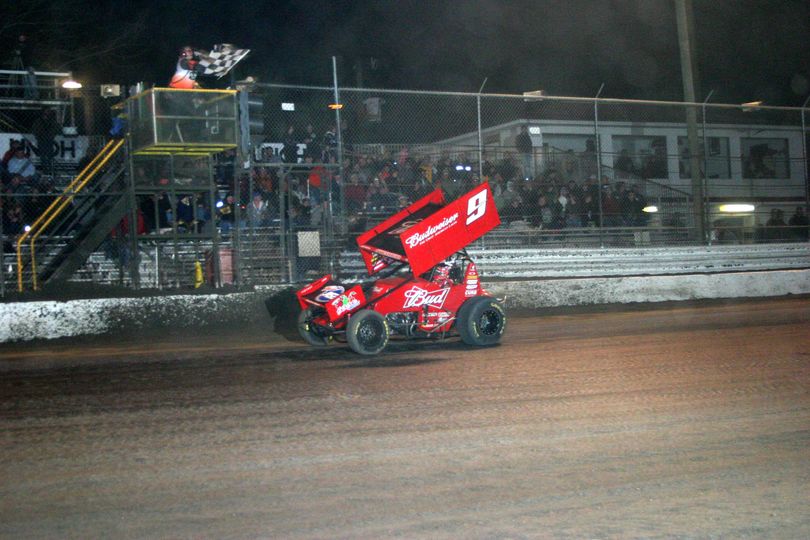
<box><xmin>675</xmin><ymin>0</ymin><xmax>706</xmax><ymax>243</ymax></box>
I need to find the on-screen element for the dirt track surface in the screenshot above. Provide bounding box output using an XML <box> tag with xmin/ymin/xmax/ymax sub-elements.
<box><xmin>1</xmin><ymin>297</ymin><xmax>809</xmax><ymax>539</ymax></box>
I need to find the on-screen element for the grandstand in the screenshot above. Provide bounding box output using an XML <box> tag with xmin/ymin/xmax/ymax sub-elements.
<box><xmin>1</xmin><ymin>75</ymin><xmax>808</xmax><ymax>296</ymax></box>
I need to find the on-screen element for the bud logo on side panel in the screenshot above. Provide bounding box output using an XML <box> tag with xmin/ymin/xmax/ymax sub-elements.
<box><xmin>403</xmin><ymin>286</ymin><xmax>450</xmax><ymax>309</ymax></box>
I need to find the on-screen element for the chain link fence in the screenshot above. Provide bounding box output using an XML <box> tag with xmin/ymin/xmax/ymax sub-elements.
<box><xmin>246</xmin><ymin>84</ymin><xmax>807</xmax><ymax>277</ymax></box>
<box><xmin>2</xmin><ymin>72</ymin><xmax>111</xmax><ymax>296</ymax></box>
<box><xmin>2</xmin><ymin>73</ymin><xmax>809</xmax><ymax>296</ymax></box>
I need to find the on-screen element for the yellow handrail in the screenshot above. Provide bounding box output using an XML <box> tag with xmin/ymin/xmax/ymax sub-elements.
<box><xmin>16</xmin><ymin>139</ymin><xmax>117</xmax><ymax>291</ymax></box>
<box><xmin>16</xmin><ymin>138</ymin><xmax>125</xmax><ymax>291</ymax></box>
<box><xmin>29</xmin><ymin>138</ymin><xmax>126</xmax><ymax>290</ymax></box>
<box><xmin>152</xmin><ymin>87</ymin><xmax>238</xmax><ymax>94</ymax></box>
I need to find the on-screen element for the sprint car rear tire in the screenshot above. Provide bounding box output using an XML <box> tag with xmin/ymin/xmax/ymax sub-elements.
<box><xmin>347</xmin><ymin>309</ymin><xmax>390</xmax><ymax>355</ymax></box>
<box><xmin>457</xmin><ymin>296</ymin><xmax>506</xmax><ymax>346</ymax></box>
<box><xmin>298</xmin><ymin>308</ymin><xmax>332</xmax><ymax>347</ymax></box>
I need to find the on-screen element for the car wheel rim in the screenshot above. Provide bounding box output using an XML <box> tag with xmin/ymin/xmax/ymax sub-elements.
<box><xmin>359</xmin><ymin>320</ymin><xmax>383</xmax><ymax>347</ymax></box>
<box><xmin>478</xmin><ymin>308</ymin><xmax>501</xmax><ymax>336</ymax></box>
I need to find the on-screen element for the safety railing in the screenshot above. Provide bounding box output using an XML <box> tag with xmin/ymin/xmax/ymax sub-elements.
<box><xmin>0</xmin><ymin>69</ymin><xmax>73</xmax><ymax>106</ymax></box>
<box><xmin>126</xmin><ymin>87</ymin><xmax>239</xmax><ymax>155</ymax></box>
<box><xmin>16</xmin><ymin>138</ymin><xmax>125</xmax><ymax>291</ymax></box>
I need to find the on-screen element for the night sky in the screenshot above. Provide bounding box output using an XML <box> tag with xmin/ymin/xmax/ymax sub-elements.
<box><xmin>5</xmin><ymin>0</ymin><xmax>810</xmax><ymax>105</ymax></box>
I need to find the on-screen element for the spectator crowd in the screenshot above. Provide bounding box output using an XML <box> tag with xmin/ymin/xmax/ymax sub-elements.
<box><xmin>4</xmin><ymin>119</ymin><xmax>810</xmax><ymax>253</ymax></box>
<box><xmin>238</xmin><ymin>125</ymin><xmax>654</xmax><ymax>236</ymax></box>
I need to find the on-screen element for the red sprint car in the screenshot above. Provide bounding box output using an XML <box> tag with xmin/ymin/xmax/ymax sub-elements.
<box><xmin>295</xmin><ymin>182</ymin><xmax>506</xmax><ymax>355</ymax></box>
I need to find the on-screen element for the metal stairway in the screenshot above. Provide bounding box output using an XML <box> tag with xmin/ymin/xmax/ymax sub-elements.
<box><xmin>16</xmin><ymin>138</ymin><xmax>128</xmax><ymax>291</ymax></box>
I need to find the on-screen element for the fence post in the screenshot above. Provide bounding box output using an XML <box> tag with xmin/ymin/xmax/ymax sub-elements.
<box><xmin>332</xmin><ymin>57</ymin><xmax>345</xmax><ymax>228</ymax></box>
<box><xmin>208</xmin><ymin>154</ymin><xmax>222</xmax><ymax>288</ymax></box>
<box><xmin>278</xmin><ymin>167</ymin><xmax>288</xmax><ymax>283</ymax></box>
<box><xmin>328</xmin><ymin>58</ymin><xmax>344</xmax><ymax>274</ymax></box>
<box><xmin>125</xmin><ymin>134</ymin><xmax>140</xmax><ymax>288</ymax></box>
<box><xmin>286</xmin><ymin>176</ymin><xmax>296</xmax><ymax>283</ymax></box>
<box><xmin>702</xmin><ymin>90</ymin><xmax>714</xmax><ymax>245</ymax></box>
<box><xmin>169</xmin><ymin>155</ymin><xmax>180</xmax><ymax>287</ymax></box>
<box><xmin>802</xmin><ymin>95</ymin><xmax>810</xmax><ymax>213</ymax></box>
<box><xmin>238</xmin><ymin>89</ymin><xmax>252</xmax><ymax>286</ymax></box>
<box><xmin>246</xmin><ymin>166</ymin><xmax>255</xmax><ymax>286</ymax></box>
<box><xmin>594</xmin><ymin>84</ymin><xmax>605</xmax><ymax>248</ymax></box>
<box><xmin>477</xmin><ymin>78</ymin><xmax>488</xmax><ymax>183</ymax></box>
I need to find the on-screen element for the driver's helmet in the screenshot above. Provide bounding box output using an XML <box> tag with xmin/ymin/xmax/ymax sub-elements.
<box><xmin>432</xmin><ymin>263</ymin><xmax>451</xmax><ymax>283</ymax></box>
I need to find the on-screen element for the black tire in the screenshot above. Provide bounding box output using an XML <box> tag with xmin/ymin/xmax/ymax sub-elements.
<box><xmin>298</xmin><ymin>308</ymin><xmax>332</xmax><ymax>347</ymax></box>
<box><xmin>347</xmin><ymin>309</ymin><xmax>390</xmax><ymax>355</ymax></box>
<box><xmin>457</xmin><ymin>296</ymin><xmax>506</xmax><ymax>346</ymax></box>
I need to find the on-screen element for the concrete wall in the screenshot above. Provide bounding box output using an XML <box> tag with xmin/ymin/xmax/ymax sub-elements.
<box><xmin>2</xmin><ymin>270</ymin><xmax>809</xmax><ymax>343</ymax></box>
<box><xmin>492</xmin><ymin>269</ymin><xmax>810</xmax><ymax>308</ymax></box>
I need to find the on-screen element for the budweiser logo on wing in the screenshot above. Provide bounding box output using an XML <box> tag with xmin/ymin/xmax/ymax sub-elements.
<box><xmin>404</xmin><ymin>213</ymin><xmax>459</xmax><ymax>248</ymax></box>
<box><xmin>403</xmin><ymin>286</ymin><xmax>450</xmax><ymax>309</ymax></box>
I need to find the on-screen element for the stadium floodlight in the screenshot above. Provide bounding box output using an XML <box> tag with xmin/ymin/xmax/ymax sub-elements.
<box><xmin>642</xmin><ymin>205</ymin><xmax>659</xmax><ymax>213</ymax></box>
<box><xmin>281</xmin><ymin>102</ymin><xmax>295</xmax><ymax>111</ymax></box>
<box><xmin>719</xmin><ymin>204</ymin><xmax>755</xmax><ymax>213</ymax></box>
<box><xmin>523</xmin><ymin>89</ymin><xmax>545</xmax><ymax>102</ymax></box>
<box><xmin>62</xmin><ymin>79</ymin><xmax>82</xmax><ymax>90</ymax></box>
<box><xmin>741</xmin><ymin>101</ymin><xmax>763</xmax><ymax>112</ymax></box>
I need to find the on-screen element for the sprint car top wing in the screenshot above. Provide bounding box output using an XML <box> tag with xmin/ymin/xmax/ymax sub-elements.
<box><xmin>356</xmin><ymin>182</ymin><xmax>500</xmax><ymax>277</ymax></box>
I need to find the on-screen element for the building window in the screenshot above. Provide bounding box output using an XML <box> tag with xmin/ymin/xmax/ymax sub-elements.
<box><xmin>741</xmin><ymin>138</ymin><xmax>789</xmax><ymax>179</ymax></box>
<box><xmin>611</xmin><ymin>135</ymin><xmax>667</xmax><ymax>179</ymax></box>
<box><xmin>678</xmin><ymin>136</ymin><xmax>731</xmax><ymax>179</ymax></box>
<box><xmin>541</xmin><ymin>134</ymin><xmax>596</xmax><ymax>182</ymax></box>
<box><xmin>542</xmin><ymin>134</ymin><xmax>593</xmax><ymax>153</ymax></box>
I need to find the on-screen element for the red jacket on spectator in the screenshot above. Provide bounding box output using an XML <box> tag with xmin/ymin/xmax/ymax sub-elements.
<box><xmin>308</xmin><ymin>166</ymin><xmax>324</xmax><ymax>190</ymax></box>
<box><xmin>111</xmin><ymin>209</ymin><xmax>147</xmax><ymax>238</ymax></box>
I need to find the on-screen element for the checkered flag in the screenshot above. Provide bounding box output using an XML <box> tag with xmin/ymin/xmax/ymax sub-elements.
<box><xmin>198</xmin><ymin>44</ymin><xmax>250</xmax><ymax>78</ymax></box>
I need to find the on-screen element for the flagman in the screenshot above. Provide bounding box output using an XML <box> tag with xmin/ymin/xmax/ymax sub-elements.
<box><xmin>169</xmin><ymin>46</ymin><xmax>205</xmax><ymax>89</ymax></box>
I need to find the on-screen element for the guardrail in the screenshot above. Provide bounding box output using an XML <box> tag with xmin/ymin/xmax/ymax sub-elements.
<box><xmin>469</xmin><ymin>243</ymin><xmax>810</xmax><ymax>278</ymax></box>
<box><xmin>337</xmin><ymin>243</ymin><xmax>810</xmax><ymax>280</ymax></box>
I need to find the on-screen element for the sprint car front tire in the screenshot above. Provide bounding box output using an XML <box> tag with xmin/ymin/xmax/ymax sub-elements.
<box><xmin>347</xmin><ymin>309</ymin><xmax>390</xmax><ymax>355</ymax></box>
<box><xmin>457</xmin><ymin>296</ymin><xmax>506</xmax><ymax>346</ymax></box>
<box><xmin>298</xmin><ymin>308</ymin><xmax>332</xmax><ymax>347</ymax></box>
